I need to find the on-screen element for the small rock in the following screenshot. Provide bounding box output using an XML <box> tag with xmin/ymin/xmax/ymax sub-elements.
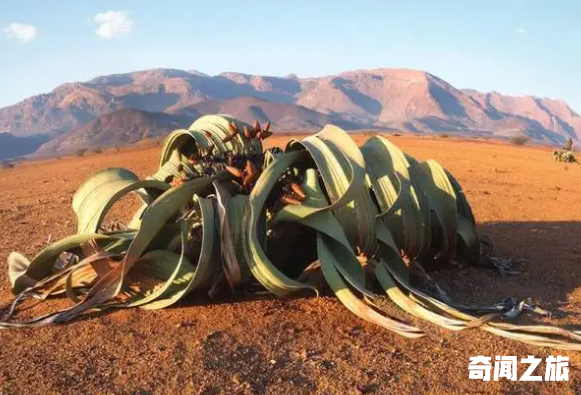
<box><xmin>356</xmin><ymin>384</ymin><xmax>375</xmax><ymax>394</ymax></box>
<box><xmin>320</xmin><ymin>360</ymin><xmax>335</xmax><ymax>370</ymax></box>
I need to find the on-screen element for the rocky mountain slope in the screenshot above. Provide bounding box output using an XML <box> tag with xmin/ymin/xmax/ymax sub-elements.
<box><xmin>34</xmin><ymin>98</ymin><xmax>354</xmax><ymax>156</ymax></box>
<box><xmin>0</xmin><ymin>67</ymin><xmax>579</xmax><ymax>148</ymax></box>
<box><xmin>0</xmin><ymin>133</ymin><xmax>51</xmax><ymax>160</ymax></box>
<box><xmin>35</xmin><ymin>109</ymin><xmax>191</xmax><ymax>156</ymax></box>
<box><xmin>167</xmin><ymin>96</ymin><xmax>355</xmax><ymax>131</ymax></box>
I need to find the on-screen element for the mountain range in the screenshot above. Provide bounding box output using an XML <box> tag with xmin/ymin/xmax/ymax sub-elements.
<box><xmin>0</xmin><ymin>67</ymin><xmax>579</xmax><ymax>158</ymax></box>
<box><xmin>0</xmin><ymin>133</ymin><xmax>52</xmax><ymax>161</ymax></box>
<box><xmin>34</xmin><ymin>109</ymin><xmax>191</xmax><ymax>156</ymax></box>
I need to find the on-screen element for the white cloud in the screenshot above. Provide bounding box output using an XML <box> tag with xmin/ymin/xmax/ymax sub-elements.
<box><xmin>93</xmin><ymin>10</ymin><xmax>134</xmax><ymax>39</ymax></box>
<box><xmin>3</xmin><ymin>23</ymin><xmax>38</xmax><ymax>43</ymax></box>
<box><xmin>515</xmin><ymin>28</ymin><xmax>527</xmax><ymax>34</ymax></box>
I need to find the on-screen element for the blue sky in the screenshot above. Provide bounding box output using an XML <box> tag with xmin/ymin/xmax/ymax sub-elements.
<box><xmin>1</xmin><ymin>1</ymin><xmax>580</xmax><ymax>111</ymax></box>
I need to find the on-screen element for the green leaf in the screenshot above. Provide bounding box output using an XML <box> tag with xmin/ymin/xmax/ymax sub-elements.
<box><xmin>73</xmin><ymin>168</ymin><xmax>168</xmax><ymax>233</ymax></box>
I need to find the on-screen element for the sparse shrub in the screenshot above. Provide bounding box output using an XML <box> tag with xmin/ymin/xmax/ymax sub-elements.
<box><xmin>1</xmin><ymin>161</ymin><xmax>15</xmax><ymax>169</ymax></box>
<box><xmin>554</xmin><ymin>149</ymin><xmax>578</xmax><ymax>163</ymax></box>
<box><xmin>77</xmin><ymin>149</ymin><xmax>87</xmax><ymax>157</ymax></box>
<box><xmin>93</xmin><ymin>147</ymin><xmax>103</xmax><ymax>154</ymax></box>
<box><xmin>509</xmin><ymin>136</ymin><xmax>530</xmax><ymax>146</ymax></box>
<box><xmin>440</xmin><ymin>133</ymin><xmax>449</xmax><ymax>138</ymax></box>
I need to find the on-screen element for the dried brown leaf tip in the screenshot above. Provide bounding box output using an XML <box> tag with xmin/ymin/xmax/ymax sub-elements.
<box><xmin>254</xmin><ymin>121</ymin><xmax>272</xmax><ymax>140</ymax></box>
<box><xmin>228</xmin><ymin>122</ymin><xmax>240</xmax><ymax>135</ymax></box>
<box><xmin>222</xmin><ymin>134</ymin><xmax>235</xmax><ymax>144</ymax></box>
<box><xmin>226</xmin><ymin>165</ymin><xmax>244</xmax><ymax>179</ymax></box>
<box><xmin>290</xmin><ymin>182</ymin><xmax>306</xmax><ymax>200</ymax></box>
<box><xmin>280</xmin><ymin>194</ymin><xmax>302</xmax><ymax>205</ymax></box>
<box><xmin>204</xmin><ymin>131</ymin><xmax>213</xmax><ymax>139</ymax></box>
<box><xmin>277</xmin><ymin>171</ymin><xmax>306</xmax><ymax>202</ymax></box>
<box><xmin>243</xmin><ymin>173</ymin><xmax>258</xmax><ymax>188</ymax></box>
<box><xmin>223</xmin><ymin>122</ymin><xmax>240</xmax><ymax>143</ymax></box>
<box><xmin>170</xmin><ymin>176</ymin><xmax>186</xmax><ymax>187</ymax></box>
<box><xmin>244</xmin><ymin>125</ymin><xmax>254</xmax><ymax>139</ymax></box>
<box><xmin>245</xmin><ymin>160</ymin><xmax>257</xmax><ymax>177</ymax></box>
<box><xmin>243</xmin><ymin>160</ymin><xmax>259</xmax><ymax>187</ymax></box>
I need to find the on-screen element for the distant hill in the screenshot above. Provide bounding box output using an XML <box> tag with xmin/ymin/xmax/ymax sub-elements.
<box><xmin>34</xmin><ymin>97</ymin><xmax>357</xmax><ymax>156</ymax></box>
<box><xmin>0</xmin><ymin>133</ymin><xmax>51</xmax><ymax>160</ymax></box>
<box><xmin>0</xmin><ymin>67</ymin><xmax>579</xmax><ymax>150</ymax></box>
<box><xmin>169</xmin><ymin>96</ymin><xmax>357</xmax><ymax>131</ymax></box>
<box><xmin>35</xmin><ymin>109</ymin><xmax>191</xmax><ymax>156</ymax></box>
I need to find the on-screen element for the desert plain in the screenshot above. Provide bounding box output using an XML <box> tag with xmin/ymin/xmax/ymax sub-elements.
<box><xmin>0</xmin><ymin>135</ymin><xmax>580</xmax><ymax>394</ymax></box>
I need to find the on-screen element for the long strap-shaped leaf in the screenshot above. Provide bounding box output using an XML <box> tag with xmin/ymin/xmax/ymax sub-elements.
<box><xmin>243</xmin><ymin>150</ymin><xmax>316</xmax><ymax>295</ymax></box>
<box><xmin>1</xmin><ymin>177</ymin><xmax>216</xmax><ymax>327</ymax></box>
<box><xmin>8</xmin><ymin>232</ymin><xmax>133</xmax><ymax>294</ymax></box>
<box><xmin>409</xmin><ymin>159</ymin><xmax>458</xmax><ymax>261</ymax></box>
<box><xmin>318</xmin><ymin>233</ymin><xmax>423</xmax><ymax>338</ymax></box>
<box><xmin>214</xmin><ymin>181</ymin><xmax>253</xmax><ymax>288</ymax></box>
<box><xmin>367</xmin><ymin>151</ymin><xmax>581</xmax><ymax>350</ymax></box>
<box><xmin>287</xmin><ymin>126</ymin><xmax>377</xmax><ymax>253</ymax></box>
<box><xmin>361</xmin><ymin>136</ymin><xmax>430</xmax><ymax>258</ymax></box>
<box><xmin>73</xmin><ymin>168</ymin><xmax>169</xmax><ymax>233</ymax></box>
<box><xmin>275</xmin><ymin>168</ymin><xmax>423</xmax><ymax>336</ymax></box>
<box><xmin>127</xmin><ymin>195</ymin><xmax>220</xmax><ymax>310</ymax></box>
<box><xmin>82</xmin><ymin>177</ymin><xmax>215</xmax><ymax>308</ymax></box>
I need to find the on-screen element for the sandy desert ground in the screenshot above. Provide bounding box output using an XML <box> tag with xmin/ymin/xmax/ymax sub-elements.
<box><xmin>1</xmin><ymin>135</ymin><xmax>581</xmax><ymax>394</ymax></box>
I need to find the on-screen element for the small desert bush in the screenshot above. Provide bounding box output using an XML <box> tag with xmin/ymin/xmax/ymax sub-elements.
<box><xmin>1</xmin><ymin>161</ymin><xmax>15</xmax><ymax>169</ymax></box>
<box><xmin>439</xmin><ymin>133</ymin><xmax>449</xmax><ymax>138</ymax></box>
<box><xmin>554</xmin><ymin>149</ymin><xmax>578</xmax><ymax>163</ymax></box>
<box><xmin>93</xmin><ymin>147</ymin><xmax>103</xmax><ymax>154</ymax></box>
<box><xmin>509</xmin><ymin>136</ymin><xmax>530</xmax><ymax>146</ymax></box>
<box><xmin>76</xmin><ymin>149</ymin><xmax>87</xmax><ymax>157</ymax></box>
